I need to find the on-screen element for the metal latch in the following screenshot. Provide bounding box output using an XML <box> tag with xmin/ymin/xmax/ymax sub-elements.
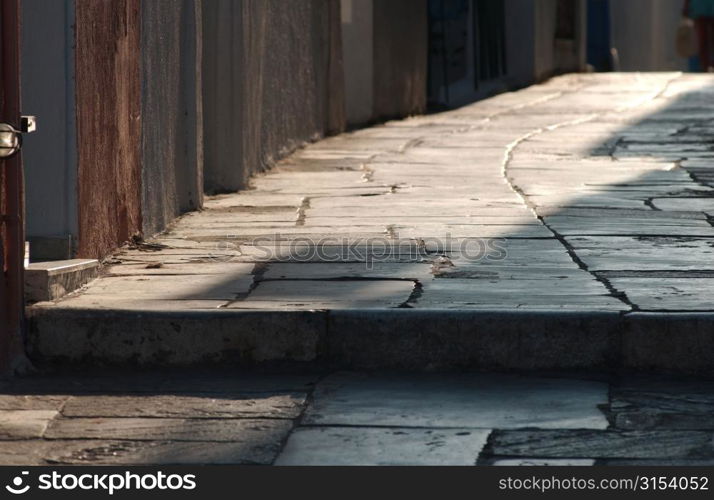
<box><xmin>0</xmin><ymin>115</ymin><xmax>36</xmax><ymax>159</ymax></box>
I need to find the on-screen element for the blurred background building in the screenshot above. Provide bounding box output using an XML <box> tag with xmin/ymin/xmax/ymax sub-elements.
<box><xmin>426</xmin><ymin>0</ymin><xmax>587</xmax><ymax>108</ymax></box>
<box><xmin>588</xmin><ymin>0</ymin><xmax>687</xmax><ymax>72</ymax></box>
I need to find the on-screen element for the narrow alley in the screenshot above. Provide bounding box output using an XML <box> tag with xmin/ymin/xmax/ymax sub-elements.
<box><xmin>6</xmin><ymin>70</ymin><xmax>714</xmax><ymax>467</ymax></box>
<box><xmin>28</xmin><ymin>73</ymin><xmax>714</xmax><ymax>372</ymax></box>
<box><xmin>8</xmin><ymin>0</ymin><xmax>714</xmax><ymax>478</ymax></box>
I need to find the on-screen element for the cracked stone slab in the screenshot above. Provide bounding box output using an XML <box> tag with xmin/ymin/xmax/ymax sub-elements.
<box><xmin>171</xmin><ymin>228</ymin><xmax>392</xmax><ymax>240</ymax></box>
<box><xmin>415</xmin><ymin>279</ymin><xmax>626</xmax><ymax>310</ymax></box>
<box><xmin>490</xmin><ymin>458</ymin><xmax>595</xmax><ymax>466</ymax></box>
<box><xmin>40</xmin><ymin>298</ymin><xmax>233</xmax><ymax>311</ymax></box>
<box><xmin>182</xmin><ymin>208</ymin><xmax>298</xmax><ymax>222</ymax></box>
<box><xmin>528</xmin><ymin>194</ymin><xmax>649</xmax><ymax>210</ymax></box>
<box><xmin>424</xmin><ymin>236</ymin><xmax>568</xmax><ymax>255</ymax></box>
<box><xmin>313</xmin><ymin>195</ymin><xmax>527</xmax><ymax>207</ymax></box>
<box><xmin>392</xmin><ymin>224</ymin><xmax>553</xmax><ymax>239</ymax></box>
<box><xmin>567</xmin><ymin>236</ymin><xmax>714</xmax><ymax>271</ymax></box>
<box><xmin>598</xmin><ymin>459</ymin><xmax>714</xmax><ymax>466</ymax></box>
<box><xmin>76</xmin><ymin>273</ymin><xmax>255</xmax><ymax>301</ymax></box>
<box><xmin>420</xmin><ymin>277</ymin><xmax>610</xmax><ymax>295</ymax></box>
<box><xmin>305</xmin><ymin>216</ymin><xmax>541</xmax><ymax>226</ymax></box>
<box><xmin>0</xmin><ymin>410</ymin><xmax>57</xmax><ymax>439</ymax></box>
<box><xmin>61</xmin><ymin>393</ymin><xmax>306</xmax><ymax>419</ymax></box>
<box><xmin>609</xmin><ymin>277</ymin><xmax>714</xmax><ymax>310</ymax></box>
<box><xmin>261</xmin><ymin>263</ymin><xmax>433</xmax><ymax>281</ymax></box>
<box><xmin>304</xmin><ymin>374</ymin><xmax>608</xmax><ymax>429</ymax></box>
<box><xmin>45</xmin><ymin>417</ymin><xmax>293</xmax><ymax>442</ymax></box>
<box><xmin>484</xmin><ymin>430</ymin><xmax>714</xmax><ymax>459</ymax></box>
<box><xmin>432</xmin><ymin>251</ymin><xmax>577</xmax><ymax>268</ymax></box>
<box><xmin>105</xmin><ymin>262</ymin><xmax>257</xmax><ymax>277</ymax></box>
<box><xmin>0</xmin><ymin>439</ymin><xmax>283</xmax><ymax>465</ymax></box>
<box><xmin>275</xmin><ymin>427</ymin><xmax>491</xmax><ymax>466</ymax></box>
<box><xmin>432</xmin><ymin>265</ymin><xmax>594</xmax><ymax>280</ymax></box>
<box><xmin>544</xmin><ymin>218</ymin><xmax>714</xmax><ymax>237</ymax></box>
<box><xmin>232</xmin><ymin>280</ymin><xmax>415</xmax><ymax>309</ymax></box>
<box><xmin>609</xmin><ymin>380</ymin><xmax>714</xmax><ymax>430</ymax></box>
<box><xmin>652</xmin><ymin>197</ymin><xmax>714</xmax><ymax>213</ymax></box>
<box><xmin>178</xmin><ymin>220</ymin><xmax>298</xmax><ymax>229</ymax></box>
<box><xmin>204</xmin><ymin>193</ymin><xmax>305</xmax><ymax>209</ymax></box>
<box><xmin>0</xmin><ymin>395</ymin><xmax>67</xmax><ymax>410</ymax></box>
<box><xmin>539</xmin><ymin>207</ymin><xmax>708</xmax><ymax>220</ymax></box>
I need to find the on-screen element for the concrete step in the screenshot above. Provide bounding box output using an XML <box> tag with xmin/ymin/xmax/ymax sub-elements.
<box><xmin>25</xmin><ymin>259</ymin><xmax>99</xmax><ymax>303</ymax></box>
<box><xmin>26</xmin><ymin>307</ymin><xmax>714</xmax><ymax>374</ymax></box>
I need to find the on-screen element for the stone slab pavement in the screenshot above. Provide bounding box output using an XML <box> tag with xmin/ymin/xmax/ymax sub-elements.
<box><xmin>25</xmin><ymin>72</ymin><xmax>714</xmax><ymax>372</ymax></box>
<box><xmin>3</xmin><ymin>370</ymin><xmax>714</xmax><ymax>466</ymax></box>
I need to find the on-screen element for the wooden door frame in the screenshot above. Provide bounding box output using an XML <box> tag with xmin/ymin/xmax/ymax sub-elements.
<box><xmin>1</xmin><ymin>0</ymin><xmax>25</xmax><ymax>374</ymax></box>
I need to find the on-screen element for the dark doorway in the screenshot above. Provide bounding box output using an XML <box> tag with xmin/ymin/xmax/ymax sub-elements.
<box><xmin>428</xmin><ymin>0</ymin><xmax>507</xmax><ymax>108</ymax></box>
<box><xmin>586</xmin><ymin>0</ymin><xmax>612</xmax><ymax>71</ymax></box>
<box><xmin>473</xmin><ymin>0</ymin><xmax>507</xmax><ymax>86</ymax></box>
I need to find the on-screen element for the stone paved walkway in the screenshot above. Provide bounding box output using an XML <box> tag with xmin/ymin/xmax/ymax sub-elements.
<box><xmin>3</xmin><ymin>370</ymin><xmax>714</xmax><ymax>465</ymax></box>
<box><xmin>27</xmin><ymin>73</ymin><xmax>714</xmax><ymax>371</ymax></box>
<box><xmin>14</xmin><ymin>74</ymin><xmax>714</xmax><ymax>465</ymax></box>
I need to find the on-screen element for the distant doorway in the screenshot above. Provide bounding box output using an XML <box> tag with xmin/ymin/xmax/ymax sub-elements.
<box><xmin>472</xmin><ymin>0</ymin><xmax>507</xmax><ymax>86</ymax></box>
<box><xmin>428</xmin><ymin>0</ymin><xmax>507</xmax><ymax>108</ymax></box>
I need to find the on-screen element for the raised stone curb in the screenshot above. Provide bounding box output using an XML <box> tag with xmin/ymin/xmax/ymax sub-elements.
<box><xmin>27</xmin><ymin>307</ymin><xmax>325</xmax><ymax>366</ymax></box>
<box><xmin>27</xmin><ymin>307</ymin><xmax>714</xmax><ymax>374</ymax></box>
